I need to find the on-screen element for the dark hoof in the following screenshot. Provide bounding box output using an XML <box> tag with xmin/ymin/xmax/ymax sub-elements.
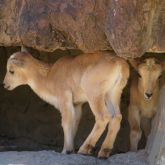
<box><xmin>98</xmin><ymin>148</ymin><xmax>112</xmax><ymax>159</ymax></box>
<box><xmin>78</xmin><ymin>144</ymin><xmax>94</xmax><ymax>155</ymax></box>
<box><xmin>66</xmin><ymin>150</ymin><xmax>74</xmax><ymax>154</ymax></box>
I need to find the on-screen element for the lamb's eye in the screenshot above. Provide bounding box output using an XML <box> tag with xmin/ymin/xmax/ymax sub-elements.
<box><xmin>9</xmin><ymin>70</ymin><xmax>14</xmax><ymax>75</ymax></box>
<box><xmin>158</xmin><ymin>75</ymin><xmax>162</xmax><ymax>79</ymax></box>
<box><xmin>137</xmin><ymin>73</ymin><xmax>141</xmax><ymax>78</ymax></box>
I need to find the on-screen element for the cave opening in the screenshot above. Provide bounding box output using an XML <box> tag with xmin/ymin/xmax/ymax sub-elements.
<box><xmin>0</xmin><ymin>46</ymin><xmax>164</xmax><ymax>158</ymax></box>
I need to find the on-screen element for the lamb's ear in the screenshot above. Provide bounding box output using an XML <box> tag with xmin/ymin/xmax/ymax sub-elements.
<box><xmin>21</xmin><ymin>46</ymin><xmax>29</xmax><ymax>53</ymax></box>
<box><xmin>128</xmin><ymin>58</ymin><xmax>141</xmax><ymax>71</ymax></box>
<box><xmin>10</xmin><ymin>57</ymin><xmax>25</xmax><ymax>67</ymax></box>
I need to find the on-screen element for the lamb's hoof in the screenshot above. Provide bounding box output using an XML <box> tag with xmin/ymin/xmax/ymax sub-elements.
<box><xmin>62</xmin><ymin>150</ymin><xmax>74</xmax><ymax>154</ymax></box>
<box><xmin>78</xmin><ymin>144</ymin><xmax>93</xmax><ymax>156</ymax></box>
<box><xmin>66</xmin><ymin>150</ymin><xmax>74</xmax><ymax>154</ymax></box>
<box><xmin>98</xmin><ymin>148</ymin><xmax>112</xmax><ymax>159</ymax></box>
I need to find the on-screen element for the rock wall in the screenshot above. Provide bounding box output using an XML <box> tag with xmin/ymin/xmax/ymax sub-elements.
<box><xmin>0</xmin><ymin>0</ymin><xmax>164</xmax><ymax>58</ymax></box>
<box><xmin>146</xmin><ymin>85</ymin><xmax>165</xmax><ymax>165</ymax></box>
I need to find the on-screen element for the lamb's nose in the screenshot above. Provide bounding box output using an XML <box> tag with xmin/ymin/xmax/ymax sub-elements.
<box><xmin>145</xmin><ymin>92</ymin><xmax>153</xmax><ymax>99</ymax></box>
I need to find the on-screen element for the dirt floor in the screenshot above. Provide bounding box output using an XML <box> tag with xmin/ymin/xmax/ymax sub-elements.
<box><xmin>0</xmin><ymin>150</ymin><xmax>148</xmax><ymax>165</ymax></box>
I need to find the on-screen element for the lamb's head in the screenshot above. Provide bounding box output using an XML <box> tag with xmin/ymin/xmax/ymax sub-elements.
<box><xmin>130</xmin><ymin>58</ymin><xmax>165</xmax><ymax>100</ymax></box>
<box><xmin>138</xmin><ymin>58</ymin><xmax>163</xmax><ymax>100</ymax></box>
<box><xmin>3</xmin><ymin>52</ymin><xmax>32</xmax><ymax>90</ymax></box>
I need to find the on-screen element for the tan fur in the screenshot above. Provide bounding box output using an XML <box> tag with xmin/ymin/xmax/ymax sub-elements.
<box><xmin>128</xmin><ymin>58</ymin><xmax>164</xmax><ymax>151</ymax></box>
<box><xmin>3</xmin><ymin>51</ymin><xmax>129</xmax><ymax>158</ymax></box>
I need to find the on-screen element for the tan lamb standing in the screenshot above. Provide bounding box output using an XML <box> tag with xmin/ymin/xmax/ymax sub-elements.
<box><xmin>3</xmin><ymin>49</ymin><xmax>129</xmax><ymax>158</ymax></box>
<box><xmin>128</xmin><ymin>58</ymin><xmax>164</xmax><ymax>151</ymax></box>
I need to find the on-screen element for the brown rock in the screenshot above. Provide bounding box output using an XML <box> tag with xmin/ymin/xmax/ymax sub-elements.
<box><xmin>146</xmin><ymin>85</ymin><xmax>165</xmax><ymax>165</ymax></box>
<box><xmin>0</xmin><ymin>0</ymin><xmax>164</xmax><ymax>58</ymax></box>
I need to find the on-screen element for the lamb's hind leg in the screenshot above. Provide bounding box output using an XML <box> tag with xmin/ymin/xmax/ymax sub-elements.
<box><xmin>98</xmin><ymin>87</ymin><xmax>122</xmax><ymax>158</ymax></box>
<box><xmin>78</xmin><ymin>95</ymin><xmax>111</xmax><ymax>155</ymax></box>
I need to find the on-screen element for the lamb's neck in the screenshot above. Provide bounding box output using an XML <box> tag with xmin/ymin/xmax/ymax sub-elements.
<box><xmin>28</xmin><ymin>59</ymin><xmax>51</xmax><ymax>94</ymax></box>
<box><xmin>34</xmin><ymin>60</ymin><xmax>52</xmax><ymax>77</ymax></box>
<box><xmin>28</xmin><ymin>75</ymin><xmax>58</xmax><ymax>108</ymax></box>
<box><xmin>29</xmin><ymin>75</ymin><xmax>46</xmax><ymax>93</ymax></box>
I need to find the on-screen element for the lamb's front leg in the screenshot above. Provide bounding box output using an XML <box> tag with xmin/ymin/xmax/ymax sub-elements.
<box><xmin>73</xmin><ymin>104</ymin><xmax>82</xmax><ymax>138</ymax></box>
<box><xmin>140</xmin><ymin>117</ymin><xmax>151</xmax><ymax>139</ymax></box>
<box><xmin>59</xmin><ymin>95</ymin><xmax>76</xmax><ymax>154</ymax></box>
<box><xmin>128</xmin><ymin>105</ymin><xmax>141</xmax><ymax>151</ymax></box>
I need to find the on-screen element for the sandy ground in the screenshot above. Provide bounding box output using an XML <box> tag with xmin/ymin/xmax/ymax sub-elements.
<box><xmin>0</xmin><ymin>150</ymin><xmax>149</xmax><ymax>165</ymax></box>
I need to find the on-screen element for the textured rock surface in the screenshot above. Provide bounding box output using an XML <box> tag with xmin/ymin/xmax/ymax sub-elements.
<box><xmin>146</xmin><ymin>85</ymin><xmax>165</xmax><ymax>165</ymax></box>
<box><xmin>0</xmin><ymin>0</ymin><xmax>164</xmax><ymax>58</ymax></box>
<box><xmin>0</xmin><ymin>150</ymin><xmax>148</xmax><ymax>165</ymax></box>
